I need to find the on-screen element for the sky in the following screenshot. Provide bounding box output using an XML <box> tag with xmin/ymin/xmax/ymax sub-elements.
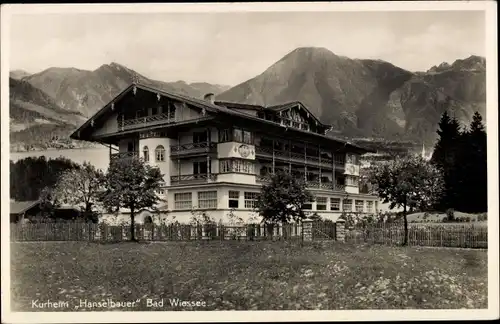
<box><xmin>8</xmin><ymin>10</ymin><xmax>486</xmax><ymax>86</ymax></box>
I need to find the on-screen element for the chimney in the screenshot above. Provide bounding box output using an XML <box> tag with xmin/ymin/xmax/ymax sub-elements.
<box><xmin>203</xmin><ymin>93</ymin><xmax>215</xmax><ymax>104</ymax></box>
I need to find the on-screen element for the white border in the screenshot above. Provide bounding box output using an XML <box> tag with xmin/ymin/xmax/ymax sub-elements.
<box><xmin>1</xmin><ymin>2</ymin><xmax>498</xmax><ymax>323</ymax></box>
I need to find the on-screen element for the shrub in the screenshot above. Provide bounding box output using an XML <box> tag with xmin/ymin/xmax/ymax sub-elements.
<box><xmin>446</xmin><ymin>208</ymin><xmax>455</xmax><ymax>222</ymax></box>
<box><xmin>477</xmin><ymin>213</ymin><xmax>487</xmax><ymax>222</ymax></box>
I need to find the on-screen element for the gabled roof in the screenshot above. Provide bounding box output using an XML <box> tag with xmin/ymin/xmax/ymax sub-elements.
<box><xmin>71</xmin><ymin>82</ymin><xmax>233</xmax><ymax>140</ymax></box>
<box><xmin>70</xmin><ymin>81</ymin><xmax>373</xmax><ymax>153</ymax></box>
<box><xmin>10</xmin><ymin>200</ymin><xmax>40</xmax><ymax>214</ymax></box>
<box><xmin>214</xmin><ymin>101</ymin><xmax>265</xmax><ymax>111</ymax></box>
<box><xmin>268</xmin><ymin>101</ymin><xmax>325</xmax><ymax>127</ymax></box>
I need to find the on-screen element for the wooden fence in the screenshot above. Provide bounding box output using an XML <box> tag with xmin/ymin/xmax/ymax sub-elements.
<box><xmin>9</xmin><ymin>222</ymin><xmax>487</xmax><ymax>248</ymax></box>
<box><xmin>345</xmin><ymin>223</ymin><xmax>488</xmax><ymax>248</ymax></box>
<box><xmin>9</xmin><ymin>222</ymin><xmax>314</xmax><ymax>242</ymax></box>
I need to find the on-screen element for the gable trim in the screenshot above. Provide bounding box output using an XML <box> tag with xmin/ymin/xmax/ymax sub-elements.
<box><xmin>70</xmin><ymin>82</ymin><xmax>221</xmax><ymax>140</ymax></box>
<box><xmin>267</xmin><ymin>101</ymin><xmax>325</xmax><ymax>126</ymax></box>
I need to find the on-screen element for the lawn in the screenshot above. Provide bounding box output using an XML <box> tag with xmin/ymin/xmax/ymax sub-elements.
<box><xmin>10</xmin><ymin>241</ymin><xmax>487</xmax><ymax>311</ymax></box>
<box><xmin>407</xmin><ymin>212</ymin><xmax>488</xmax><ymax>225</ymax></box>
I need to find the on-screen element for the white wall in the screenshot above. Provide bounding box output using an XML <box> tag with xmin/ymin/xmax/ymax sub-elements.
<box><xmin>217</xmin><ymin>173</ymin><xmax>256</xmax><ymax>185</ymax></box>
<box><xmin>345</xmin><ymin>186</ymin><xmax>359</xmax><ymax>194</ymax></box>
<box><xmin>139</xmin><ymin>137</ymin><xmax>171</xmax><ymax>185</ymax></box>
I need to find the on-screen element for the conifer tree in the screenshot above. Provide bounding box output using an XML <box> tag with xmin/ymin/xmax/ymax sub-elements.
<box><xmin>431</xmin><ymin>110</ymin><xmax>462</xmax><ymax>210</ymax></box>
<box><xmin>457</xmin><ymin>112</ymin><xmax>487</xmax><ymax>212</ymax></box>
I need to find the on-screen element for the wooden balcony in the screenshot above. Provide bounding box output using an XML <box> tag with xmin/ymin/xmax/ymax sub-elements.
<box><xmin>256</xmin><ymin>174</ymin><xmax>346</xmax><ymax>192</ymax></box>
<box><xmin>170</xmin><ymin>142</ymin><xmax>217</xmax><ymax>158</ymax></box>
<box><xmin>255</xmin><ymin>146</ymin><xmax>346</xmax><ymax>168</ymax></box>
<box><xmin>110</xmin><ymin>151</ymin><xmax>139</xmax><ymax>161</ymax></box>
<box><xmin>170</xmin><ymin>173</ymin><xmax>217</xmax><ymax>185</ymax></box>
<box><xmin>117</xmin><ymin>112</ymin><xmax>175</xmax><ymax>132</ymax></box>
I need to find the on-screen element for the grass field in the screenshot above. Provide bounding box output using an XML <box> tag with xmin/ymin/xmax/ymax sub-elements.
<box><xmin>407</xmin><ymin>212</ymin><xmax>488</xmax><ymax>224</ymax></box>
<box><xmin>10</xmin><ymin>241</ymin><xmax>487</xmax><ymax>311</ymax></box>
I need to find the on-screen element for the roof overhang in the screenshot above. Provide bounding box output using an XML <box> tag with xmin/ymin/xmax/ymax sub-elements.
<box><xmin>70</xmin><ymin>82</ymin><xmax>372</xmax><ymax>154</ymax></box>
<box><xmin>70</xmin><ymin>82</ymin><xmax>222</xmax><ymax>142</ymax></box>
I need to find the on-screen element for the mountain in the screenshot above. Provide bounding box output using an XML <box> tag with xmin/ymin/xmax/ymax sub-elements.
<box><xmin>10</xmin><ymin>70</ymin><xmax>31</xmax><ymax>80</ymax></box>
<box><xmin>10</xmin><ymin>63</ymin><xmax>230</xmax><ymax>151</ymax></box>
<box><xmin>10</xmin><ymin>50</ymin><xmax>485</xmax><ymax>151</ymax></box>
<box><xmin>24</xmin><ymin>63</ymin><xmax>231</xmax><ymax>118</ymax></box>
<box><xmin>9</xmin><ymin>77</ymin><xmax>91</xmax><ymax>150</ymax></box>
<box><xmin>217</xmin><ymin>47</ymin><xmax>486</xmax><ymax>146</ymax></box>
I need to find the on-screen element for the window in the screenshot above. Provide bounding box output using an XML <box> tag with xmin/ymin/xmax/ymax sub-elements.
<box><xmin>233</xmin><ymin>129</ymin><xmax>243</xmax><ymax>142</ymax></box>
<box><xmin>174</xmin><ymin>192</ymin><xmax>192</xmax><ymax>210</ymax></box>
<box><xmin>302</xmin><ymin>202</ymin><xmax>313</xmax><ymax>210</ymax></box>
<box><xmin>155</xmin><ymin>145</ymin><xmax>165</xmax><ymax>162</ymax></box>
<box><xmin>167</xmin><ymin>102</ymin><xmax>176</xmax><ymax>119</ymax></box>
<box><xmin>228</xmin><ymin>190</ymin><xmax>239</xmax><ymax>208</ymax></box>
<box><xmin>143</xmin><ymin>146</ymin><xmax>149</xmax><ymax>162</ymax></box>
<box><xmin>193</xmin><ymin>131</ymin><xmax>208</xmax><ymax>143</ymax></box>
<box><xmin>346</xmin><ymin>153</ymin><xmax>352</xmax><ymax>164</ymax></box>
<box><xmin>243</xmin><ymin>131</ymin><xmax>252</xmax><ymax>144</ymax></box>
<box><xmin>219</xmin><ymin>159</ymin><xmax>254</xmax><ymax>174</ymax></box>
<box><xmin>343</xmin><ymin>199</ymin><xmax>353</xmax><ymax>212</ymax></box>
<box><xmin>346</xmin><ymin>153</ymin><xmax>360</xmax><ymax>165</ymax></box>
<box><xmin>220</xmin><ymin>160</ymin><xmax>231</xmax><ymax>173</ymax></box>
<box><xmin>346</xmin><ymin>175</ymin><xmax>359</xmax><ymax>186</ymax></box>
<box><xmin>244</xmin><ymin>192</ymin><xmax>259</xmax><ymax>209</ymax></box>
<box><xmin>316</xmin><ymin>197</ymin><xmax>327</xmax><ymax>211</ymax></box>
<box><xmin>367</xmin><ymin>201</ymin><xmax>374</xmax><ymax>213</ymax></box>
<box><xmin>198</xmin><ymin>191</ymin><xmax>217</xmax><ymax>209</ymax></box>
<box><xmin>352</xmin><ymin>154</ymin><xmax>360</xmax><ymax>165</ymax></box>
<box><xmin>355</xmin><ymin>200</ymin><xmax>364</xmax><ymax>213</ymax></box>
<box><xmin>219</xmin><ymin>128</ymin><xmax>231</xmax><ymax>142</ymax></box>
<box><xmin>330</xmin><ymin>198</ymin><xmax>340</xmax><ymax>211</ymax></box>
<box><xmin>193</xmin><ymin>161</ymin><xmax>209</xmax><ymax>174</ymax></box>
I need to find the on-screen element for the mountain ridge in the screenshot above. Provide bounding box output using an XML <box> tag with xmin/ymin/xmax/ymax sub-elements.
<box><xmin>217</xmin><ymin>48</ymin><xmax>485</xmax><ymax>145</ymax></box>
<box><xmin>9</xmin><ymin>49</ymin><xmax>485</xmax><ymax>151</ymax></box>
<box><xmin>10</xmin><ymin>63</ymin><xmax>231</xmax><ymax>151</ymax></box>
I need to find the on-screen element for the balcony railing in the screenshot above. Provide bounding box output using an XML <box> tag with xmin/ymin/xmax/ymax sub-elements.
<box><xmin>256</xmin><ymin>174</ymin><xmax>346</xmax><ymax>192</ymax></box>
<box><xmin>110</xmin><ymin>151</ymin><xmax>139</xmax><ymax>160</ymax></box>
<box><xmin>255</xmin><ymin>146</ymin><xmax>346</xmax><ymax>168</ymax></box>
<box><xmin>170</xmin><ymin>173</ymin><xmax>217</xmax><ymax>185</ymax></box>
<box><xmin>256</xmin><ymin>174</ymin><xmax>271</xmax><ymax>183</ymax></box>
<box><xmin>118</xmin><ymin>112</ymin><xmax>175</xmax><ymax>132</ymax></box>
<box><xmin>170</xmin><ymin>142</ymin><xmax>217</xmax><ymax>157</ymax></box>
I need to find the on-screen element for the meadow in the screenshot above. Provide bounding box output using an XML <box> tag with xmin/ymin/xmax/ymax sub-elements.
<box><xmin>10</xmin><ymin>241</ymin><xmax>487</xmax><ymax>311</ymax></box>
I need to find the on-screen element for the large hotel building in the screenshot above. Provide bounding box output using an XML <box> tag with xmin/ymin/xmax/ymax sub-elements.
<box><xmin>71</xmin><ymin>82</ymin><xmax>379</xmax><ymax>224</ymax></box>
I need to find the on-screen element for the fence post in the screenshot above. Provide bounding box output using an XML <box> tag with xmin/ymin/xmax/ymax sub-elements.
<box><xmin>202</xmin><ymin>224</ymin><xmax>208</xmax><ymax>240</ymax></box>
<box><xmin>302</xmin><ymin>219</ymin><xmax>313</xmax><ymax>242</ymax></box>
<box><xmin>335</xmin><ymin>219</ymin><xmax>346</xmax><ymax>242</ymax></box>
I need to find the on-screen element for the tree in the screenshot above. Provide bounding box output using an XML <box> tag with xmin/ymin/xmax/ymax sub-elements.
<box><xmin>369</xmin><ymin>155</ymin><xmax>445</xmax><ymax>246</ymax></box>
<box><xmin>456</xmin><ymin>112</ymin><xmax>487</xmax><ymax>212</ymax></box>
<box><xmin>431</xmin><ymin>110</ymin><xmax>462</xmax><ymax>210</ymax></box>
<box><xmin>39</xmin><ymin>186</ymin><xmax>60</xmax><ymax>221</ymax></box>
<box><xmin>53</xmin><ymin>162</ymin><xmax>105</xmax><ymax>223</ymax></box>
<box><xmin>10</xmin><ymin>156</ymin><xmax>80</xmax><ymax>201</ymax></box>
<box><xmin>100</xmin><ymin>157</ymin><xmax>164</xmax><ymax>241</ymax></box>
<box><xmin>255</xmin><ymin>171</ymin><xmax>314</xmax><ymax>224</ymax></box>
